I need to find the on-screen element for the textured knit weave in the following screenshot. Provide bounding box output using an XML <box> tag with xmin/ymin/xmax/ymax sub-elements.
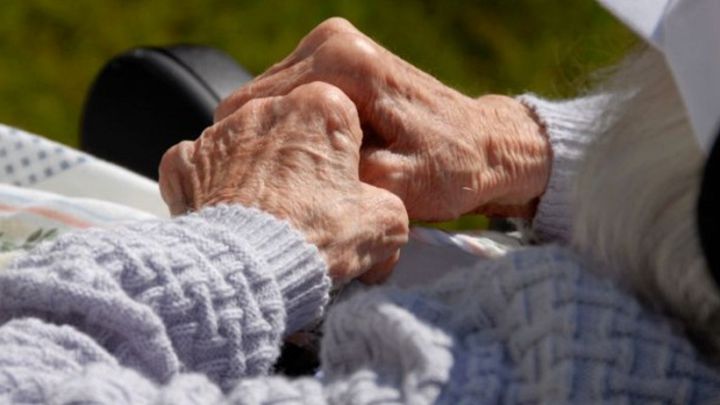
<box><xmin>0</xmin><ymin>204</ymin><xmax>330</xmax><ymax>395</ymax></box>
<box><xmin>2</xmin><ymin>234</ymin><xmax>720</xmax><ymax>404</ymax></box>
<box><xmin>518</xmin><ymin>93</ymin><xmax>612</xmax><ymax>242</ymax></box>
<box><xmin>2</xmin><ymin>94</ymin><xmax>720</xmax><ymax>404</ymax></box>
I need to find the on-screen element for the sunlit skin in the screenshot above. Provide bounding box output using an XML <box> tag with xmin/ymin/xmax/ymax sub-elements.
<box><xmin>161</xmin><ymin>17</ymin><xmax>552</xmax><ymax>283</ymax></box>
<box><xmin>216</xmin><ymin>17</ymin><xmax>552</xmax><ymax>221</ymax></box>
<box><xmin>159</xmin><ymin>82</ymin><xmax>408</xmax><ymax>284</ymax></box>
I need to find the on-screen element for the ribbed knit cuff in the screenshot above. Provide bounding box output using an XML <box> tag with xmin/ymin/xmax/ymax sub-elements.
<box><xmin>198</xmin><ymin>205</ymin><xmax>331</xmax><ymax>334</ymax></box>
<box><xmin>517</xmin><ymin>94</ymin><xmax>604</xmax><ymax>242</ymax></box>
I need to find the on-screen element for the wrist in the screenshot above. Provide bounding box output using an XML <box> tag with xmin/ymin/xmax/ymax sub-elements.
<box><xmin>473</xmin><ymin>95</ymin><xmax>551</xmax><ymax>218</ymax></box>
<box><xmin>199</xmin><ymin>205</ymin><xmax>331</xmax><ymax>333</ymax></box>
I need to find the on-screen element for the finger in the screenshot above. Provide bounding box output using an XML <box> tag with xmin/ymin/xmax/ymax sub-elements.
<box><xmin>215</xmin><ymin>59</ymin><xmax>312</xmax><ymax>122</ymax></box>
<box><xmin>358</xmin><ymin>250</ymin><xmax>401</xmax><ymax>285</ymax></box>
<box><xmin>215</xmin><ymin>18</ymin><xmax>363</xmax><ymax>122</ymax></box>
<box><xmin>158</xmin><ymin>141</ymin><xmax>196</xmax><ymax>216</ymax></box>
<box><xmin>351</xmin><ymin>183</ymin><xmax>408</xmax><ymax>280</ymax></box>
<box><xmin>217</xmin><ymin>31</ymin><xmax>381</xmax><ymax>124</ymax></box>
<box><xmin>361</xmin><ymin>150</ymin><xmax>455</xmax><ymax>221</ymax></box>
<box><xmin>262</xmin><ymin>17</ymin><xmax>361</xmax><ymax>77</ymax></box>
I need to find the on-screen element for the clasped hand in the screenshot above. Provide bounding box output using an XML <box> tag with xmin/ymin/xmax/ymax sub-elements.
<box><xmin>159</xmin><ymin>18</ymin><xmax>550</xmax><ymax>283</ymax></box>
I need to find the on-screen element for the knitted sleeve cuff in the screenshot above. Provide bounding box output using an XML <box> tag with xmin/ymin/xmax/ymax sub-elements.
<box><xmin>516</xmin><ymin>93</ymin><xmax>608</xmax><ymax>242</ymax></box>
<box><xmin>197</xmin><ymin>205</ymin><xmax>331</xmax><ymax>334</ymax></box>
<box><xmin>0</xmin><ymin>204</ymin><xmax>331</xmax><ymax>385</ymax></box>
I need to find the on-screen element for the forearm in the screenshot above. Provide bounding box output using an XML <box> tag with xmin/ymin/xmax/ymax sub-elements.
<box><xmin>0</xmin><ymin>204</ymin><xmax>330</xmax><ymax>390</ymax></box>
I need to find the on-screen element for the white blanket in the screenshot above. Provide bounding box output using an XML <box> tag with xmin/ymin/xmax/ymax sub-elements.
<box><xmin>0</xmin><ymin>123</ymin><xmax>168</xmax><ymax>218</ymax></box>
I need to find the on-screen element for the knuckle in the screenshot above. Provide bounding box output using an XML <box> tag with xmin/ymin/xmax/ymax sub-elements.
<box><xmin>292</xmin><ymin>81</ymin><xmax>355</xmax><ymax>116</ymax></box>
<box><xmin>311</xmin><ymin>17</ymin><xmax>357</xmax><ymax>40</ymax></box>
<box><xmin>160</xmin><ymin>141</ymin><xmax>192</xmax><ymax>173</ymax></box>
<box><xmin>323</xmin><ymin>16</ymin><xmax>356</xmax><ymax>31</ymax></box>
<box><xmin>314</xmin><ymin>81</ymin><xmax>353</xmax><ymax>106</ymax></box>
<box><xmin>314</xmin><ymin>34</ymin><xmax>381</xmax><ymax>83</ymax></box>
<box><xmin>286</xmin><ymin>82</ymin><xmax>361</xmax><ymax>145</ymax></box>
<box><xmin>320</xmin><ymin>33</ymin><xmax>378</xmax><ymax>66</ymax></box>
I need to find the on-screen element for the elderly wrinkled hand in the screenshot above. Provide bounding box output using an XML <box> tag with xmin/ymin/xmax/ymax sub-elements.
<box><xmin>216</xmin><ymin>18</ymin><xmax>551</xmax><ymax>221</ymax></box>
<box><xmin>159</xmin><ymin>82</ymin><xmax>408</xmax><ymax>283</ymax></box>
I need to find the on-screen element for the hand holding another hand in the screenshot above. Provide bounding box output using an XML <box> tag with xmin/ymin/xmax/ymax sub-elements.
<box><xmin>216</xmin><ymin>18</ymin><xmax>551</xmax><ymax>221</ymax></box>
<box><xmin>159</xmin><ymin>18</ymin><xmax>552</xmax><ymax>285</ymax></box>
<box><xmin>159</xmin><ymin>82</ymin><xmax>408</xmax><ymax>283</ymax></box>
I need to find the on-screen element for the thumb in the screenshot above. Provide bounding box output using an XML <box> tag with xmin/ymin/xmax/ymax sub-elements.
<box><xmin>351</xmin><ymin>183</ymin><xmax>408</xmax><ymax>281</ymax></box>
<box><xmin>158</xmin><ymin>141</ymin><xmax>196</xmax><ymax>216</ymax></box>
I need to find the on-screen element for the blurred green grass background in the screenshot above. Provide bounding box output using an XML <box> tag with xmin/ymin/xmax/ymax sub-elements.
<box><xmin>0</xmin><ymin>0</ymin><xmax>634</xmax><ymax>146</ymax></box>
<box><xmin>0</xmin><ymin>0</ymin><xmax>634</xmax><ymax>229</ymax></box>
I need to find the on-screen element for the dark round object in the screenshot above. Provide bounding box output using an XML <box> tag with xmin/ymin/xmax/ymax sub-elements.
<box><xmin>81</xmin><ymin>45</ymin><xmax>252</xmax><ymax>179</ymax></box>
